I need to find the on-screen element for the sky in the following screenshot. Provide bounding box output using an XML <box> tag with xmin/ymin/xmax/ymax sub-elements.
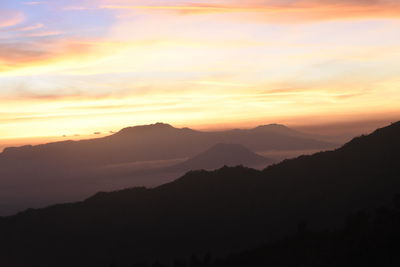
<box><xmin>1</xmin><ymin>0</ymin><xmax>400</xmax><ymax>142</ymax></box>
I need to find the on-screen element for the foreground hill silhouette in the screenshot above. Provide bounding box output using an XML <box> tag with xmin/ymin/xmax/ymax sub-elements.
<box><xmin>0</xmin><ymin>122</ymin><xmax>399</xmax><ymax>267</ymax></box>
<box><xmin>166</xmin><ymin>143</ymin><xmax>270</xmax><ymax>171</ymax></box>
<box><xmin>0</xmin><ymin>122</ymin><xmax>335</xmax><ymax>215</ymax></box>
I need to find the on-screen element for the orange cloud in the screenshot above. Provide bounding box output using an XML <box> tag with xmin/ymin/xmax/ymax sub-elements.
<box><xmin>100</xmin><ymin>1</ymin><xmax>400</xmax><ymax>21</ymax></box>
<box><xmin>0</xmin><ymin>43</ymin><xmax>47</xmax><ymax>71</ymax></box>
<box><xmin>0</xmin><ymin>42</ymin><xmax>80</xmax><ymax>72</ymax></box>
<box><xmin>0</xmin><ymin>39</ymin><xmax>127</xmax><ymax>73</ymax></box>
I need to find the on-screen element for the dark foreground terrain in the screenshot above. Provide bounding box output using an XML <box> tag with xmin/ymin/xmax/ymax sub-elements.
<box><xmin>108</xmin><ymin>195</ymin><xmax>400</xmax><ymax>267</ymax></box>
<box><xmin>0</xmin><ymin>122</ymin><xmax>399</xmax><ymax>267</ymax></box>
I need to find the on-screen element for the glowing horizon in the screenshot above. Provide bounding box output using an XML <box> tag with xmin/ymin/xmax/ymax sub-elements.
<box><xmin>1</xmin><ymin>0</ymin><xmax>400</xmax><ymax>140</ymax></box>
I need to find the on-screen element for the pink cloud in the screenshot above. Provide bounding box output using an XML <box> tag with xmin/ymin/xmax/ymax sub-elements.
<box><xmin>0</xmin><ymin>10</ymin><xmax>24</xmax><ymax>28</ymax></box>
<box><xmin>23</xmin><ymin>1</ymin><xmax>47</xmax><ymax>5</ymax></box>
<box><xmin>17</xmin><ymin>23</ymin><xmax>44</xmax><ymax>32</ymax></box>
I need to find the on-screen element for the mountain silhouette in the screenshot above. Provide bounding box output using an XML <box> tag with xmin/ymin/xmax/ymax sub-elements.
<box><xmin>167</xmin><ymin>143</ymin><xmax>270</xmax><ymax>171</ymax></box>
<box><xmin>0</xmin><ymin>122</ymin><xmax>335</xmax><ymax>166</ymax></box>
<box><xmin>252</xmin><ymin>123</ymin><xmax>303</xmax><ymax>135</ymax></box>
<box><xmin>0</xmin><ymin>122</ymin><xmax>336</xmax><ymax>215</ymax></box>
<box><xmin>0</xmin><ymin>121</ymin><xmax>398</xmax><ymax>266</ymax></box>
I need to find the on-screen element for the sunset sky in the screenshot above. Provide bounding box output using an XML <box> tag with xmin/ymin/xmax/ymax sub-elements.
<box><xmin>1</xmin><ymin>0</ymin><xmax>400</xmax><ymax>142</ymax></box>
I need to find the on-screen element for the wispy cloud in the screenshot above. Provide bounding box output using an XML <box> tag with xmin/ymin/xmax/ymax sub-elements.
<box><xmin>26</xmin><ymin>30</ymin><xmax>64</xmax><ymax>37</ymax></box>
<box><xmin>63</xmin><ymin>6</ymin><xmax>97</xmax><ymax>11</ymax></box>
<box><xmin>23</xmin><ymin>1</ymin><xmax>47</xmax><ymax>5</ymax></box>
<box><xmin>99</xmin><ymin>0</ymin><xmax>400</xmax><ymax>22</ymax></box>
<box><xmin>16</xmin><ymin>23</ymin><xmax>44</xmax><ymax>32</ymax></box>
<box><xmin>0</xmin><ymin>10</ymin><xmax>24</xmax><ymax>28</ymax></box>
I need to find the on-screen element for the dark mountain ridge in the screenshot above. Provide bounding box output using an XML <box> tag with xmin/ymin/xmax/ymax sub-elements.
<box><xmin>0</xmin><ymin>121</ymin><xmax>399</xmax><ymax>267</ymax></box>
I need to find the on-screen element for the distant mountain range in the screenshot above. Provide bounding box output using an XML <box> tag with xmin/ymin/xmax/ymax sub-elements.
<box><xmin>0</xmin><ymin>121</ymin><xmax>398</xmax><ymax>267</ymax></box>
<box><xmin>0</xmin><ymin>122</ymin><xmax>335</xmax><ymax>166</ymax></box>
<box><xmin>0</xmin><ymin>122</ymin><xmax>336</xmax><ymax>215</ymax></box>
